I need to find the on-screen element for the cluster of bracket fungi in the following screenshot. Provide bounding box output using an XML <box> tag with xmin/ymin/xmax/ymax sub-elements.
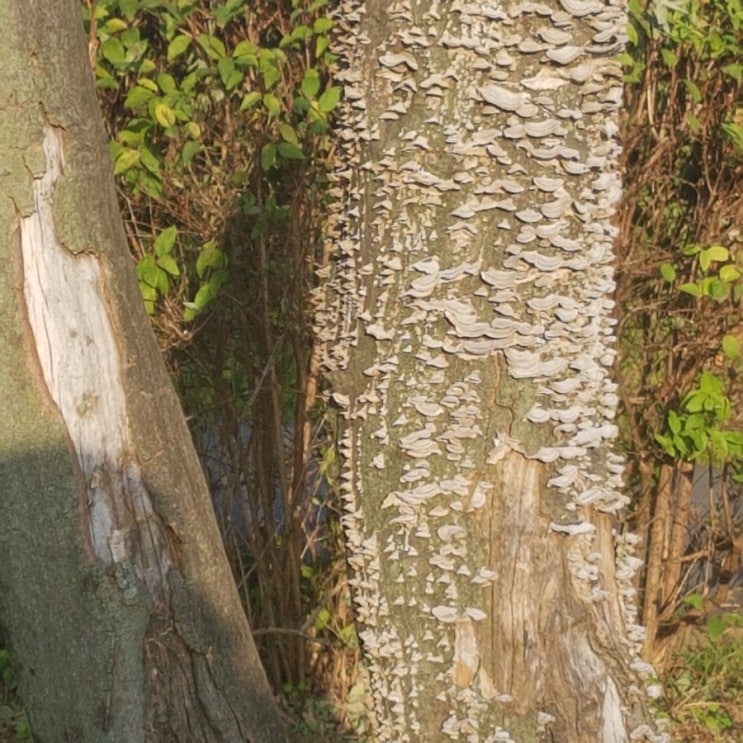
<box><xmin>311</xmin><ymin>0</ymin><xmax>664</xmax><ymax>739</ymax></box>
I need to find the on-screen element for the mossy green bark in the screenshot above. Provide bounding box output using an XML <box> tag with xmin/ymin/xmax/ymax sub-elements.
<box><xmin>0</xmin><ymin>2</ymin><xmax>288</xmax><ymax>741</ymax></box>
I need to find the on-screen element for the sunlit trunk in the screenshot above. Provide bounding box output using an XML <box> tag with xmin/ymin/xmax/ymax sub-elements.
<box><xmin>317</xmin><ymin>0</ymin><xmax>663</xmax><ymax>738</ymax></box>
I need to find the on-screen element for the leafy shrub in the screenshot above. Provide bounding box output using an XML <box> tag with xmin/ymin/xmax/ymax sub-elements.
<box><xmin>85</xmin><ymin>0</ymin><xmax>337</xmax><ymax>334</ymax></box>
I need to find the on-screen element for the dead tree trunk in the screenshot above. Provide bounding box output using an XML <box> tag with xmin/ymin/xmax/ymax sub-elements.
<box><xmin>315</xmin><ymin>0</ymin><xmax>665</xmax><ymax>738</ymax></box>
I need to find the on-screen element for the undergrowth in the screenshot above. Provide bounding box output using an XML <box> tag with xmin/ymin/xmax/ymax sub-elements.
<box><xmin>657</xmin><ymin>597</ymin><xmax>743</xmax><ymax>741</ymax></box>
<box><xmin>617</xmin><ymin>0</ymin><xmax>743</xmax><ymax>738</ymax></box>
<box><xmin>0</xmin><ymin>650</ymin><xmax>28</xmax><ymax>743</ymax></box>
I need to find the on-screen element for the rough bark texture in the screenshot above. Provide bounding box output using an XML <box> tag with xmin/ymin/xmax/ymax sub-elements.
<box><xmin>0</xmin><ymin>2</ymin><xmax>288</xmax><ymax>741</ymax></box>
<box><xmin>315</xmin><ymin>0</ymin><xmax>665</xmax><ymax>740</ymax></box>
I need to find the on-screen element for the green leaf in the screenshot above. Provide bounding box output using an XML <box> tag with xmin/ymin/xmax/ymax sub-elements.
<box><xmin>135</xmin><ymin>170</ymin><xmax>163</xmax><ymax>199</ymax></box>
<box><xmin>301</xmin><ymin>70</ymin><xmax>321</xmax><ymax>99</ymax></box>
<box><xmin>262</xmin><ymin>65</ymin><xmax>280</xmax><ymax>90</ymax></box>
<box><xmin>706</xmin><ymin>245</ymin><xmax>730</xmax><ymax>263</ymax></box>
<box><xmin>157</xmin><ymin>254</ymin><xmax>180</xmax><ymax>276</ymax></box>
<box><xmin>139</xmin><ymin>146</ymin><xmax>161</xmax><ymax>176</ymax></box>
<box><xmin>119</xmin><ymin>0</ymin><xmax>138</xmax><ymax>21</ymax></box>
<box><xmin>198</xmin><ymin>33</ymin><xmax>226</xmax><ymax>60</ymax></box>
<box><xmin>277</xmin><ymin>142</ymin><xmax>304</xmax><ymax>159</ymax></box>
<box><xmin>294</xmin><ymin>95</ymin><xmax>310</xmax><ymax>114</ymax></box>
<box><xmin>679</xmin><ymin>282</ymin><xmax>702</xmax><ymax>297</ymax></box>
<box><xmin>617</xmin><ymin>51</ymin><xmax>635</xmax><ymax>69</ymax></box>
<box><xmin>125</xmin><ymin>40</ymin><xmax>148</xmax><ymax>65</ymax></box>
<box><xmin>208</xmin><ymin>268</ymin><xmax>228</xmax><ymax>291</ymax></box>
<box><xmin>661</xmin><ymin>48</ymin><xmax>677</xmax><ymax>67</ymax></box>
<box><xmin>261</xmin><ymin>143</ymin><xmax>276</xmax><ymax>171</ymax></box>
<box><xmin>660</xmin><ymin>263</ymin><xmax>676</xmax><ymax>282</ymax></box>
<box><xmin>317</xmin><ymin>86</ymin><xmax>340</xmax><ymax>113</ymax></box>
<box><xmin>313</xmin><ymin>17</ymin><xmax>334</xmax><ymax>33</ymax></box>
<box><xmin>157</xmin><ymin>72</ymin><xmax>177</xmax><ymax>95</ymax></box>
<box><xmin>124</xmin><ymin>84</ymin><xmax>156</xmax><ymax>111</ymax></box>
<box><xmin>137</xmin><ymin>255</ymin><xmax>158</xmax><ymax>284</ymax></box>
<box><xmin>725</xmin><ymin>431</ymin><xmax>743</xmax><ymax>458</ymax></box>
<box><xmin>233</xmin><ymin>40</ymin><xmax>258</xmax><ymax>58</ymax></box>
<box><xmin>314</xmin><ymin>607</ymin><xmax>331</xmax><ymax>631</ymax></box>
<box><xmin>707</xmin><ymin>615</ymin><xmax>726</xmax><ymax>640</ymax></box>
<box><xmin>626</xmin><ymin>22</ymin><xmax>639</xmax><ymax>46</ymax></box>
<box><xmin>181</xmin><ymin>71</ymin><xmax>200</xmax><ymax>94</ymax></box>
<box><xmin>668</xmin><ymin>410</ymin><xmax>682</xmax><ymax>435</ymax></box>
<box><xmin>672</xmin><ymin>434</ymin><xmax>689</xmax><ymax>457</ymax></box>
<box><xmin>682</xmin><ymin>412</ymin><xmax>706</xmax><ymax>430</ymax></box>
<box><xmin>278</xmin><ymin>123</ymin><xmax>299</xmax><ymax>145</ymax></box>
<box><xmin>688</xmin><ymin>431</ymin><xmax>708</xmax><ymax>457</ymax></box>
<box><xmin>684</xmin><ymin>79</ymin><xmax>702</xmax><ymax>104</ymax></box>
<box><xmin>191</xmin><ymin>282</ymin><xmax>217</xmax><ymax>310</ymax></box>
<box><xmin>709</xmin><ymin>430</ymin><xmax>729</xmax><ymax>459</ymax></box>
<box><xmin>120</xmin><ymin>27</ymin><xmax>140</xmax><ymax>49</ymax></box>
<box><xmin>154</xmin><ymin>225</ymin><xmax>177</xmax><ymax>256</ymax></box>
<box><xmin>699</xmin><ymin>372</ymin><xmax>723</xmax><ymax>395</ymax></box>
<box><xmin>240</xmin><ymin>91</ymin><xmax>262</xmax><ymax>110</ymax></box>
<box><xmin>308</xmin><ymin>118</ymin><xmax>328</xmax><ymax>135</ymax></box>
<box><xmin>655</xmin><ymin>433</ymin><xmax>676</xmax><ymax>458</ymax></box>
<box><xmin>722</xmin><ymin>63</ymin><xmax>743</xmax><ymax>81</ymax></box>
<box><xmin>685</xmin><ymin>593</ymin><xmax>704</xmax><ymax>610</ymax></box>
<box><xmin>155</xmin><ymin>268</ymin><xmax>170</xmax><ymax>295</ymax></box>
<box><xmin>139</xmin><ymin>58</ymin><xmax>156</xmax><ymax>75</ymax></box>
<box><xmin>101</xmin><ymin>37</ymin><xmax>126</xmax><ymax>66</ymax></box>
<box><xmin>195</xmin><ymin>241</ymin><xmax>225</xmax><ymax>278</ymax></box>
<box><xmin>719</xmin><ymin>264</ymin><xmax>741</xmax><ymax>283</ymax></box>
<box><xmin>722</xmin><ymin>334</ymin><xmax>740</xmax><ymax>359</ymax></box>
<box><xmin>709</xmin><ymin>279</ymin><xmax>730</xmax><ymax>301</ymax></box>
<box><xmin>103</xmin><ymin>18</ymin><xmax>128</xmax><ymax>33</ymax></box>
<box><xmin>722</xmin><ymin>122</ymin><xmax>743</xmax><ymax>152</ymax></box>
<box><xmin>217</xmin><ymin>57</ymin><xmax>232</xmax><ymax>83</ymax></box>
<box><xmin>280</xmin><ymin>24</ymin><xmax>312</xmax><ymax>49</ymax></box>
<box><xmin>315</xmin><ymin>36</ymin><xmax>330</xmax><ymax>57</ymax></box>
<box><xmin>95</xmin><ymin>67</ymin><xmax>118</xmax><ymax>90</ymax></box>
<box><xmin>181</xmin><ymin>140</ymin><xmax>201</xmax><ymax>165</ymax></box>
<box><xmin>234</xmin><ymin>52</ymin><xmax>258</xmax><ymax>69</ymax></box>
<box><xmin>684</xmin><ymin>391</ymin><xmax>705</xmax><ymax>413</ymax></box>
<box><xmin>114</xmin><ymin>148</ymin><xmax>140</xmax><ymax>174</ymax></box>
<box><xmin>153</xmin><ymin>102</ymin><xmax>177</xmax><ymax>128</ymax></box>
<box><xmin>138</xmin><ymin>78</ymin><xmax>158</xmax><ymax>93</ymax></box>
<box><xmin>699</xmin><ymin>249</ymin><xmax>712</xmax><ymax>272</ymax></box>
<box><xmin>214</xmin><ymin>0</ymin><xmax>245</xmax><ymax>24</ymax></box>
<box><xmin>184</xmin><ymin>121</ymin><xmax>201</xmax><ymax>139</ymax></box>
<box><xmin>217</xmin><ymin>57</ymin><xmax>243</xmax><ymax>90</ymax></box>
<box><xmin>262</xmin><ymin>93</ymin><xmax>281</xmax><ymax>116</ymax></box>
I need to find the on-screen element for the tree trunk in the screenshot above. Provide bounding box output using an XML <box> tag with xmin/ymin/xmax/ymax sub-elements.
<box><xmin>318</xmin><ymin>0</ymin><xmax>663</xmax><ymax>739</ymax></box>
<box><xmin>0</xmin><ymin>2</ymin><xmax>288</xmax><ymax>741</ymax></box>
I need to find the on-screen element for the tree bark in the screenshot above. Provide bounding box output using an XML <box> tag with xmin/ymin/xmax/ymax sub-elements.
<box><xmin>317</xmin><ymin>0</ymin><xmax>664</xmax><ymax>739</ymax></box>
<box><xmin>0</xmin><ymin>2</ymin><xmax>288</xmax><ymax>741</ymax></box>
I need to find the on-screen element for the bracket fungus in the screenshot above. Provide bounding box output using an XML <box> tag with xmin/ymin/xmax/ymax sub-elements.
<box><xmin>316</xmin><ymin>0</ymin><xmax>664</xmax><ymax>737</ymax></box>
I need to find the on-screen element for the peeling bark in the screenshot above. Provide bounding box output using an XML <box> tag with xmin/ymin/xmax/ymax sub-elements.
<box><xmin>0</xmin><ymin>2</ymin><xmax>288</xmax><ymax>741</ymax></box>
<box><xmin>316</xmin><ymin>0</ymin><xmax>665</xmax><ymax>739</ymax></box>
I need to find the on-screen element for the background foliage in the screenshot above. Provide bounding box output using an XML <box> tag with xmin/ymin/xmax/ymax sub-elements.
<box><xmin>82</xmin><ymin>0</ymin><xmax>368</xmax><ymax>738</ymax></box>
<box><xmin>617</xmin><ymin>0</ymin><xmax>743</xmax><ymax>737</ymax></box>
